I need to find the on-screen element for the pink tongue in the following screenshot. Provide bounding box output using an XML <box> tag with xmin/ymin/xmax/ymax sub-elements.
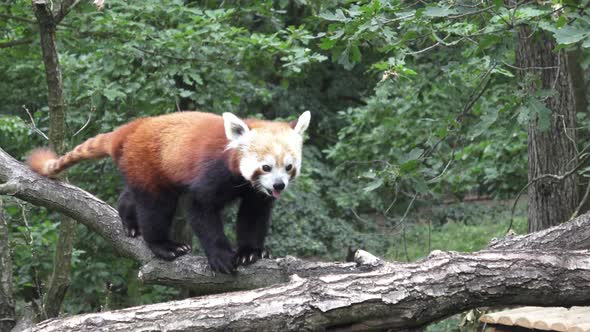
<box><xmin>272</xmin><ymin>190</ymin><xmax>282</xmax><ymax>198</ymax></box>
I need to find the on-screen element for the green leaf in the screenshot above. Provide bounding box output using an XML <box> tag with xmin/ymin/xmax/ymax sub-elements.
<box><xmin>471</xmin><ymin>107</ymin><xmax>499</xmax><ymax>138</ymax></box>
<box><xmin>103</xmin><ymin>88</ymin><xmax>125</xmax><ymax>101</ymax></box>
<box><xmin>401</xmin><ymin>148</ymin><xmax>424</xmax><ymax>163</ymax></box>
<box><xmin>350</xmin><ymin>45</ymin><xmax>362</xmax><ymax>63</ymax></box>
<box><xmin>179</xmin><ymin>89</ymin><xmax>193</xmax><ymax>98</ymax></box>
<box><xmin>319</xmin><ymin>38</ymin><xmax>337</xmax><ymax>50</ymax></box>
<box><xmin>423</xmin><ymin>6</ymin><xmax>458</xmax><ymax>18</ymax></box>
<box><xmin>554</xmin><ymin>25</ymin><xmax>590</xmax><ymax>45</ymax></box>
<box><xmin>363</xmin><ymin>178</ymin><xmax>384</xmax><ymax>193</ymax></box>
<box><xmin>528</xmin><ymin>97</ymin><xmax>551</xmax><ymax>130</ymax></box>
<box><xmin>318</xmin><ymin>9</ymin><xmax>348</xmax><ymax>22</ymax></box>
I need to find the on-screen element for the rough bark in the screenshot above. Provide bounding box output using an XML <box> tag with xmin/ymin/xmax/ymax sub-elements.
<box><xmin>0</xmin><ymin>198</ymin><xmax>15</xmax><ymax>332</ymax></box>
<box><xmin>516</xmin><ymin>27</ymin><xmax>579</xmax><ymax>232</ymax></box>
<box><xmin>26</xmin><ymin>250</ymin><xmax>590</xmax><ymax>332</ymax></box>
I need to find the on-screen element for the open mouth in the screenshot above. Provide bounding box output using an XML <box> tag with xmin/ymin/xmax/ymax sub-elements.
<box><xmin>266</xmin><ymin>188</ymin><xmax>282</xmax><ymax>198</ymax></box>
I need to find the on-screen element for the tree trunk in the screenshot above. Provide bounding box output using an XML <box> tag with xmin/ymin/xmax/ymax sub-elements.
<box><xmin>25</xmin><ymin>250</ymin><xmax>590</xmax><ymax>332</ymax></box>
<box><xmin>0</xmin><ymin>198</ymin><xmax>15</xmax><ymax>332</ymax></box>
<box><xmin>32</xmin><ymin>0</ymin><xmax>77</xmax><ymax>319</ymax></box>
<box><xmin>516</xmin><ymin>27</ymin><xmax>579</xmax><ymax>232</ymax></box>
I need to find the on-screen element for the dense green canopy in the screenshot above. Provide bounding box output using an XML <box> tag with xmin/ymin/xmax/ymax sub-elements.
<box><xmin>1</xmin><ymin>0</ymin><xmax>588</xmax><ymax>322</ymax></box>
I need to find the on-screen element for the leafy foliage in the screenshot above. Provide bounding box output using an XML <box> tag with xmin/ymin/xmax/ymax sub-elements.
<box><xmin>1</xmin><ymin>0</ymin><xmax>590</xmax><ymax>327</ymax></box>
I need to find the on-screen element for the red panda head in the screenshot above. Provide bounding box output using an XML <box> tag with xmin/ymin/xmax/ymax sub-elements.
<box><xmin>223</xmin><ymin>111</ymin><xmax>311</xmax><ymax>198</ymax></box>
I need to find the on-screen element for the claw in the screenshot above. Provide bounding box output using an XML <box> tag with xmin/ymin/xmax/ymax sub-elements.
<box><xmin>129</xmin><ymin>228</ymin><xmax>136</xmax><ymax>237</ymax></box>
<box><xmin>249</xmin><ymin>254</ymin><xmax>255</xmax><ymax>263</ymax></box>
<box><xmin>241</xmin><ymin>256</ymin><xmax>247</xmax><ymax>265</ymax></box>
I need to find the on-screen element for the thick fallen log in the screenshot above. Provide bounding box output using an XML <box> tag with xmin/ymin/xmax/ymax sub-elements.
<box><xmin>27</xmin><ymin>250</ymin><xmax>590</xmax><ymax>332</ymax></box>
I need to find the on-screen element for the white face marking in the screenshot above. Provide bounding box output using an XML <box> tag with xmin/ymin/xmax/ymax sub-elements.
<box><xmin>239</xmin><ymin>154</ymin><xmax>259</xmax><ymax>181</ymax></box>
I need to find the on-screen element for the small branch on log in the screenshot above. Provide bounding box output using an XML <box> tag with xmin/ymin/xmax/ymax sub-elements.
<box><xmin>26</xmin><ymin>250</ymin><xmax>590</xmax><ymax>332</ymax></box>
<box><xmin>488</xmin><ymin>211</ymin><xmax>590</xmax><ymax>250</ymax></box>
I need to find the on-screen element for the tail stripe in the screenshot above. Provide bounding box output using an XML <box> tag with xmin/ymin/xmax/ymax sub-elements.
<box><xmin>27</xmin><ymin>132</ymin><xmax>113</xmax><ymax>177</ymax></box>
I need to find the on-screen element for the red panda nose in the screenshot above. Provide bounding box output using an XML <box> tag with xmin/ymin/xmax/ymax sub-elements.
<box><xmin>273</xmin><ymin>182</ymin><xmax>285</xmax><ymax>191</ymax></box>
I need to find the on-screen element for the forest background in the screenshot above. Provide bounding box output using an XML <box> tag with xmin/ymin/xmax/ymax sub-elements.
<box><xmin>1</xmin><ymin>0</ymin><xmax>588</xmax><ymax>330</ymax></box>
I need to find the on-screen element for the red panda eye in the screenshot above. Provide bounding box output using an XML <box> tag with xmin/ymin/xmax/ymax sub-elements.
<box><xmin>262</xmin><ymin>165</ymin><xmax>272</xmax><ymax>172</ymax></box>
<box><xmin>286</xmin><ymin>164</ymin><xmax>293</xmax><ymax>171</ymax></box>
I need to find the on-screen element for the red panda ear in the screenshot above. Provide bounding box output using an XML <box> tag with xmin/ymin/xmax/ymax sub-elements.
<box><xmin>223</xmin><ymin>112</ymin><xmax>250</xmax><ymax>142</ymax></box>
<box><xmin>289</xmin><ymin>120</ymin><xmax>297</xmax><ymax>129</ymax></box>
<box><xmin>292</xmin><ymin>111</ymin><xmax>311</xmax><ymax>135</ymax></box>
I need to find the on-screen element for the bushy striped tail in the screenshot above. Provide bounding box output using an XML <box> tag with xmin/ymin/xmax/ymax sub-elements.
<box><xmin>27</xmin><ymin>132</ymin><xmax>113</xmax><ymax>178</ymax></box>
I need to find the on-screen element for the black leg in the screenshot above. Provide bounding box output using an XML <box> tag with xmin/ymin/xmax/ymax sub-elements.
<box><xmin>132</xmin><ymin>187</ymin><xmax>191</xmax><ymax>261</ymax></box>
<box><xmin>117</xmin><ymin>186</ymin><xmax>140</xmax><ymax>238</ymax></box>
<box><xmin>235</xmin><ymin>193</ymin><xmax>274</xmax><ymax>266</ymax></box>
<box><xmin>187</xmin><ymin>199</ymin><xmax>236</xmax><ymax>274</ymax></box>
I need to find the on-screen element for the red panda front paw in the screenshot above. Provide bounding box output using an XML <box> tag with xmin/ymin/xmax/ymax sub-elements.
<box><xmin>234</xmin><ymin>247</ymin><xmax>272</xmax><ymax>266</ymax></box>
<box><xmin>207</xmin><ymin>249</ymin><xmax>237</xmax><ymax>275</ymax></box>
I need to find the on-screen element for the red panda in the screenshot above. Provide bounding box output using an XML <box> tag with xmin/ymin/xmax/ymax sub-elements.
<box><xmin>28</xmin><ymin>111</ymin><xmax>311</xmax><ymax>274</ymax></box>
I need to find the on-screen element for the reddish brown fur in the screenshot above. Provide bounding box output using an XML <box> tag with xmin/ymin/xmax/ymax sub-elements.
<box><xmin>27</xmin><ymin>112</ymin><xmax>289</xmax><ymax>192</ymax></box>
<box><xmin>27</xmin><ymin>148</ymin><xmax>58</xmax><ymax>177</ymax></box>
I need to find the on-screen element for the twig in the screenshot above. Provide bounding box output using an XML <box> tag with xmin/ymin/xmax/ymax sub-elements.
<box><xmin>53</xmin><ymin>0</ymin><xmax>82</xmax><ymax>25</ymax></box>
<box><xmin>501</xmin><ymin>61</ymin><xmax>558</xmax><ymax>71</ymax></box>
<box><xmin>400</xmin><ymin>193</ymin><xmax>417</xmax><ymax>262</ymax></box>
<box><xmin>447</xmin><ymin>5</ymin><xmax>495</xmax><ymax>19</ymax></box>
<box><xmin>506</xmin><ymin>153</ymin><xmax>590</xmax><ymax>233</ymax></box>
<box><xmin>571</xmin><ymin>180</ymin><xmax>590</xmax><ymax>220</ymax></box>
<box><xmin>22</xmin><ymin>105</ymin><xmax>49</xmax><ymax>141</ymax></box>
<box><xmin>552</xmin><ymin>52</ymin><xmax>561</xmax><ymax>91</ymax></box>
<box><xmin>560</xmin><ymin>114</ymin><xmax>578</xmax><ymax>156</ymax></box>
<box><xmin>0</xmin><ymin>13</ymin><xmax>37</xmax><ymax>24</ymax></box>
<box><xmin>427</xmin><ymin>145</ymin><xmax>456</xmax><ymax>183</ymax></box>
<box><xmin>421</xmin><ymin>62</ymin><xmax>496</xmax><ymax>160</ymax></box>
<box><xmin>0</xmin><ymin>38</ymin><xmax>33</xmax><ymax>49</ymax></box>
<box><xmin>404</xmin><ymin>41</ymin><xmax>442</xmax><ymax>56</ymax></box>
<box><xmin>73</xmin><ymin>106</ymin><xmax>95</xmax><ymax>137</ymax></box>
<box><xmin>17</xmin><ymin>201</ymin><xmax>46</xmax><ymax>318</ymax></box>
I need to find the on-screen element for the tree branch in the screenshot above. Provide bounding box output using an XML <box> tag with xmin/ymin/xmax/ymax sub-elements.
<box><xmin>53</xmin><ymin>0</ymin><xmax>81</xmax><ymax>25</ymax></box>
<box><xmin>0</xmin><ymin>148</ymin><xmax>379</xmax><ymax>293</ymax></box>
<box><xmin>26</xmin><ymin>250</ymin><xmax>590</xmax><ymax>332</ymax></box>
<box><xmin>0</xmin><ymin>38</ymin><xmax>33</xmax><ymax>49</ymax></box>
